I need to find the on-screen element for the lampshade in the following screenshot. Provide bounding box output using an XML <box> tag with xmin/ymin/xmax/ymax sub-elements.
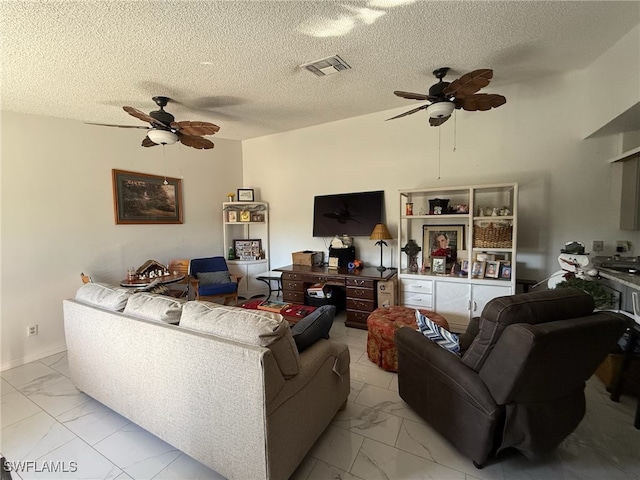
<box><xmin>370</xmin><ymin>223</ymin><xmax>393</xmax><ymax>241</ymax></box>
<box><xmin>427</xmin><ymin>101</ymin><xmax>454</xmax><ymax>119</ymax></box>
<box><xmin>147</xmin><ymin>129</ymin><xmax>178</xmax><ymax>145</ymax></box>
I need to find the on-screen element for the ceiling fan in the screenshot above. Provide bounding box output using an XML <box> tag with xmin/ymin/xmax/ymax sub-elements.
<box><xmin>388</xmin><ymin>68</ymin><xmax>506</xmax><ymax>126</ymax></box>
<box><xmin>88</xmin><ymin>96</ymin><xmax>220</xmax><ymax>149</ymax></box>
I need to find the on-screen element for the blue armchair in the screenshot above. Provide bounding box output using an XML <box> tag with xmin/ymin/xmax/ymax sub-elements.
<box><xmin>189</xmin><ymin>256</ymin><xmax>241</xmax><ymax>305</ymax></box>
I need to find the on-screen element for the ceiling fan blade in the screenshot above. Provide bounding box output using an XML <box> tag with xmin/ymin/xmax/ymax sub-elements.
<box><xmin>171</xmin><ymin>121</ymin><xmax>220</xmax><ymax>136</ymax></box>
<box><xmin>386</xmin><ymin>104</ymin><xmax>429</xmax><ymax>121</ymax></box>
<box><xmin>394</xmin><ymin>91</ymin><xmax>430</xmax><ymax>101</ymax></box>
<box><xmin>85</xmin><ymin>122</ymin><xmax>150</xmax><ymax>129</ymax></box>
<box><xmin>179</xmin><ymin>134</ymin><xmax>214</xmax><ymax>150</ymax></box>
<box><xmin>429</xmin><ymin>115</ymin><xmax>451</xmax><ymax>127</ymax></box>
<box><xmin>460</xmin><ymin>93</ymin><xmax>507</xmax><ymax>111</ymax></box>
<box><xmin>123</xmin><ymin>106</ymin><xmax>165</xmax><ymax>127</ymax></box>
<box><xmin>142</xmin><ymin>136</ymin><xmax>159</xmax><ymax>147</ymax></box>
<box><xmin>444</xmin><ymin>69</ymin><xmax>493</xmax><ymax>97</ymax></box>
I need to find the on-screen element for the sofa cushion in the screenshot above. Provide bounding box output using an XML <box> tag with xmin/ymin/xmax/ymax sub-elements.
<box><xmin>415</xmin><ymin>309</ymin><xmax>460</xmax><ymax>354</ymax></box>
<box><xmin>75</xmin><ymin>283</ymin><xmax>132</xmax><ymax>312</ymax></box>
<box><xmin>123</xmin><ymin>293</ymin><xmax>184</xmax><ymax>324</ymax></box>
<box><xmin>180</xmin><ymin>301</ymin><xmax>299</xmax><ymax>378</ymax></box>
<box><xmin>462</xmin><ymin>288</ymin><xmax>595</xmax><ymax>371</ymax></box>
<box><xmin>197</xmin><ymin>271</ymin><xmax>232</xmax><ymax>285</ymax></box>
<box><xmin>290</xmin><ymin>305</ymin><xmax>335</xmax><ymax>352</ymax></box>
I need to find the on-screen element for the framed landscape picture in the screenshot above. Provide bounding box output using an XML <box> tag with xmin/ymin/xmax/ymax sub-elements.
<box><xmin>112</xmin><ymin>169</ymin><xmax>183</xmax><ymax>224</ymax></box>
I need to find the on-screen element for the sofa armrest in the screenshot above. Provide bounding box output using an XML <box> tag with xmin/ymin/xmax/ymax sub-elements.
<box><xmin>230</xmin><ymin>274</ymin><xmax>242</xmax><ymax>284</ymax></box>
<box><xmin>396</xmin><ymin>327</ymin><xmax>497</xmax><ymax>414</ymax></box>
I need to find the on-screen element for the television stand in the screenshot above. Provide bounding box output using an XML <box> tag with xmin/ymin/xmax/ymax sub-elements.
<box><xmin>274</xmin><ymin>264</ymin><xmax>397</xmax><ymax>329</ymax></box>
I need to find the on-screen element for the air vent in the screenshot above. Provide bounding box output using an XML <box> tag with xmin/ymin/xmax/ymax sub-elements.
<box><xmin>300</xmin><ymin>55</ymin><xmax>351</xmax><ymax>77</ymax></box>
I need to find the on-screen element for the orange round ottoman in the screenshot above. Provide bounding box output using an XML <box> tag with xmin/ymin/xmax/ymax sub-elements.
<box><xmin>366</xmin><ymin>306</ymin><xmax>449</xmax><ymax>372</ymax></box>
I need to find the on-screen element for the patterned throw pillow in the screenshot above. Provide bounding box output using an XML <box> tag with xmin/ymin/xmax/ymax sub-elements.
<box><xmin>415</xmin><ymin>310</ymin><xmax>460</xmax><ymax>355</ymax></box>
<box><xmin>197</xmin><ymin>271</ymin><xmax>232</xmax><ymax>285</ymax></box>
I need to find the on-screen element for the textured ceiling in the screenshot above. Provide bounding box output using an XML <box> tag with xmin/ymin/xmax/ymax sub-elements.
<box><xmin>1</xmin><ymin>1</ymin><xmax>638</xmax><ymax>140</ymax></box>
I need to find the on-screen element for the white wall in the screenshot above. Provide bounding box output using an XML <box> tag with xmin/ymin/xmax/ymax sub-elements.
<box><xmin>1</xmin><ymin>111</ymin><xmax>243</xmax><ymax>369</ymax></box>
<box><xmin>582</xmin><ymin>25</ymin><xmax>640</xmax><ymax>138</ymax></box>
<box><xmin>243</xmin><ymin>68</ymin><xmax>639</xmax><ymax>282</ymax></box>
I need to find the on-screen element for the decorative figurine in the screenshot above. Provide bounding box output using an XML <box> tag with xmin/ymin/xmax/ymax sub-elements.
<box><xmin>402</xmin><ymin>239</ymin><xmax>421</xmax><ymax>273</ymax></box>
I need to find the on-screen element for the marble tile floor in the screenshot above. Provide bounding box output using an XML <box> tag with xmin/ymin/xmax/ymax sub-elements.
<box><xmin>1</xmin><ymin>313</ymin><xmax>639</xmax><ymax>480</ymax></box>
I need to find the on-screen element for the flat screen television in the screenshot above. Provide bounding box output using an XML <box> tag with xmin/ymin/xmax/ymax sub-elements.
<box><xmin>313</xmin><ymin>190</ymin><xmax>384</xmax><ymax>237</ymax></box>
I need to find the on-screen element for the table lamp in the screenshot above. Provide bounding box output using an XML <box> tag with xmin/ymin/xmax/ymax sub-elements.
<box><xmin>370</xmin><ymin>223</ymin><xmax>393</xmax><ymax>272</ymax></box>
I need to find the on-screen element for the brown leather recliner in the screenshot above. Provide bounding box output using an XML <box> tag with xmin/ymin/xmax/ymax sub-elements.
<box><xmin>396</xmin><ymin>288</ymin><xmax>628</xmax><ymax>468</ymax></box>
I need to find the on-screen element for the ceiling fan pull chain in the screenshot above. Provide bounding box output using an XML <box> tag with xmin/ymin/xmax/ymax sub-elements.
<box><xmin>162</xmin><ymin>145</ymin><xmax>168</xmax><ymax>185</ymax></box>
<box><xmin>438</xmin><ymin>124</ymin><xmax>442</xmax><ymax>180</ymax></box>
<box><xmin>453</xmin><ymin>110</ymin><xmax>457</xmax><ymax>152</ymax></box>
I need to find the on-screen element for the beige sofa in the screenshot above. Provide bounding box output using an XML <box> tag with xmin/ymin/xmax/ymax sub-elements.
<box><xmin>63</xmin><ymin>283</ymin><xmax>350</xmax><ymax>480</ymax></box>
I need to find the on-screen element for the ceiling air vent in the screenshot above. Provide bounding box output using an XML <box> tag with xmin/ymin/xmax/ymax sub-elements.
<box><xmin>301</xmin><ymin>55</ymin><xmax>351</xmax><ymax>77</ymax></box>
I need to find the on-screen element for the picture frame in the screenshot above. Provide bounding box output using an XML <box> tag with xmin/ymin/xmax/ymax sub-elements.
<box><xmin>237</xmin><ymin>188</ymin><xmax>254</xmax><ymax>202</ymax></box>
<box><xmin>112</xmin><ymin>169</ymin><xmax>183</xmax><ymax>224</ymax></box>
<box><xmin>239</xmin><ymin>210</ymin><xmax>251</xmax><ymax>222</ymax></box>
<box><xmin>422</xmin><ymin>225</ymin><xmax>465</xmax><ymax>267</ymax></box>
<box><xmin>430</xmin><ymin>256</ymin><xmax>447</xmax><ymax>274</ymax></box>
<box><xmin>500</xmin><ymin>265</ymin><xmax>512</xmax><ymax>280</ymax></box>
<box><xmin>471</xmin><ymin>261</ymin><xmax>486</xmax><ymax>278</ymax></box>
<box><xmin>460</xmin><ymin>259</ymin><xmax>470</xmax><ymax>275</ymax></box>
<box><xmin>227</xmin><ymin>210</ymin><xmax>238</xmax><ymax>222</ymax></box>
<box><xmin>251</xmin><ymin>213</ymin><xmax>265</xmax><ymax>222</ymax></box>
<box><xmin>484</xmin><ymin>261</ymin><xmax>501</xmax><ymax>279</ymax></box>
<box><xmin>233</xmin><ymin>239</ymin><xmax>262</xmax><ymax>260</ymax></box>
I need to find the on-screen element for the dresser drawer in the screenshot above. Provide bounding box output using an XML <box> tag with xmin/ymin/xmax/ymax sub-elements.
<box><xmin>346</xmin><ymin>310</ymin><xmax>370</xmax><ymax>329</ymax></box>
<box><xmin>282</xmin><ymin>272</ymin><xmax>304</xmax><ymax>282</ymax></box>
<box><xmin>282</xmin><ymin>280</ymin><xmax>305</xmax><ymax>292</ymax></box>
<box><xmin>346</xmin><ymin>278</ymin><xmax>375</xmax><ymax>289</ymax></box>
<box><xmin>347</xmin><ymin>298</ymin><xmax>375</xmax><ymax>312</ymax></box>
<box><xmin>346</xmin><ymin>286</ymin><xmax>375</xmax><ymax>300</ymax></box>
<box><xmin>401</xmin><ymin>279</ymin><xmax>434</xmax><ymax>294</ymax></box>
<box><xmin>402</xmin><ymin>292</ymin><xmax>434</xmax><ymax>309</ymax></box>
<box><xmin>283</xmin><ymin>291</ymin><xmax>305</xmax><ymax>303</ymax></box>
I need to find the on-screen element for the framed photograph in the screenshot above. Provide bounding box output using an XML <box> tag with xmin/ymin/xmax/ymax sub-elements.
<box><xmin>239</xmin><ymin>210</ymin><xmax>251</xmax><ymax>222</ymax></box>
<box><xmin>422</xmin><ymin>225</ymin><xmax>464</xmax><ymax>267</ymax></box>
<box><xmin>460</xmin><ymin>259</ymin><xmax>470</xmax><ymax>274</ymax></box>
<box><xmin>233</xmin><ymin>239</ymin><xmax>262</xmax><ymax>260</ymax></box>
<box><xmin>251</xmin><ymin>213</ymin><xmax>264</xmax><ymax>222</ymax></box>
<box><xmin>112</xmin><ymin>169</ymin><xmax>183</xmax><ymax>224</ymax></box>
<box><xmin>430</xmin><ymin>256</ymin><xmax>447</xmax><ymax>274</ymax></box>
<box><xmin>471</xmin><ymin>261</ymin><xmax>486</xmax><ymax>279</ymax></box>
<box><xmin>237</xmin><ymin>188</ymin><xmax>254</xmax><ymax>202</ymax></box>
<box><xmin>227</xmin><ymin>210</ymin><xmax>238</xmax><ymax>222</ymax></box>
<box><xmin>484</xmin><ymin>261</ymin><xmax>500</xmax><ymax>279</ymax></box>
<box><xmin>500</xmin><ymin>265</ymin><xmax>512</xmax><ymax>280</ymax></box>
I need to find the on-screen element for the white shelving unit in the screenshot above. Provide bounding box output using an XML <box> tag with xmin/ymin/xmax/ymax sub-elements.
<box><xmin>222</xmin><ymin>201</ymin><xmax>270</xmax><ymax>299</ymax></box>
<box><xmin>397</xmin><ymin>183</ymin><xmax>518</xmax><ymax>332</ymax></box>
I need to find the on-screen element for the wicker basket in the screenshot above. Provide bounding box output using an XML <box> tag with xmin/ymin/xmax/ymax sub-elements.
<box><xmin>474</xmin><ymin>222</ymin><xmax>513</xmax><ymax>248</ymax></box>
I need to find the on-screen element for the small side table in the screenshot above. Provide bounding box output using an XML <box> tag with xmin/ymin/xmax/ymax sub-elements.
<box><xmin>254</xmin><ymin>271</ymin><xmax>283</xmax><ymax>301</ymax></box>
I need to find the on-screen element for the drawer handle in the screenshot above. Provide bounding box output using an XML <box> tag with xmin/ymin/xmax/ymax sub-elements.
<box><xmin>354</xmin><ymin>280</ymin><xmax>365</xmax><ymax>286</ymax></box>
<box><xmin>355</xmin><ymin>289</ymin><xmax>365</xmax><ymax>296</ymax></box>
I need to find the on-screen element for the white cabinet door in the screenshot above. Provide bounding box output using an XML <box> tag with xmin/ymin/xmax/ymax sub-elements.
<box><xmin>470</xmin><ymin>284</ymin><xmax>512</xmax><ymax>317</ymax></box>
<box><xmin>228</xmin><ymin>260</ymin><xmax>269</xmax><ymax>299</ymax></box>
<box><xmin>435</xmin><ymin>282</ymin><xmax>471</xmax><ymax>333</ymax></box>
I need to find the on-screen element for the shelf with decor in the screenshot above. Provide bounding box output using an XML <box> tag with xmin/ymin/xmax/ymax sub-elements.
<box><xmin>397</xmin><ymin>183</ymin><xmax>518</xmax><ymax>333</ymax></box>
<box><xmin>222</xmin><ymin>201</ymin><xmax>270</xmax><ymax>299</ymax></box>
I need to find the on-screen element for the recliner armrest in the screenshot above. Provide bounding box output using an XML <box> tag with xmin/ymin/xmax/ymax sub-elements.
<box><xmin>396</xmin><ymin>327</ymin><xmax>497</xmax><ymax>414</ymax></box>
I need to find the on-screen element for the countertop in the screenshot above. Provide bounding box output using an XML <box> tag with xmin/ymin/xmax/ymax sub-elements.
<box><xmin>593</xmin><ymin>257</ymin><xmax>640</xmax><ymax>291</ymax></box>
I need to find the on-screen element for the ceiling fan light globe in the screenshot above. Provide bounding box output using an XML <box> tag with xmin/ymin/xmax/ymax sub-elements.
<box><xmin>147</xmin><ymin>129</ymin><xmax>178</xmax><ymax>145</ymax></box>
<box><xmin>427</xmin><ymin>101</ymin><xmax>454</xmax><ymax>119</ymax></box>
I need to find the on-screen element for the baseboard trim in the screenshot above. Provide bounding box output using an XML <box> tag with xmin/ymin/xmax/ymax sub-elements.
<box><xmin>1</xmin><ymin>343</ymin><xmax>67</xmax><ymax>372</ymax></box>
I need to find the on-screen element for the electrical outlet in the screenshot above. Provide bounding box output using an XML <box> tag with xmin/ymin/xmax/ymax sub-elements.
<box><xmin>592</xmin><ymin>240</ymin><xmax>603</xmax><ymax>252</ymax></box>
<box><xmin>27</xmin><ymin>324</ymin><xmax>38</xmax><ymax>336</ymax></box>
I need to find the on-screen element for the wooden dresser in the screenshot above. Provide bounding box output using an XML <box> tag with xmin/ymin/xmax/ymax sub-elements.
<box><xmin>275</xmin><ymin>265</ymin><xmax>397</xmax><ymax>329</ymax></box>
